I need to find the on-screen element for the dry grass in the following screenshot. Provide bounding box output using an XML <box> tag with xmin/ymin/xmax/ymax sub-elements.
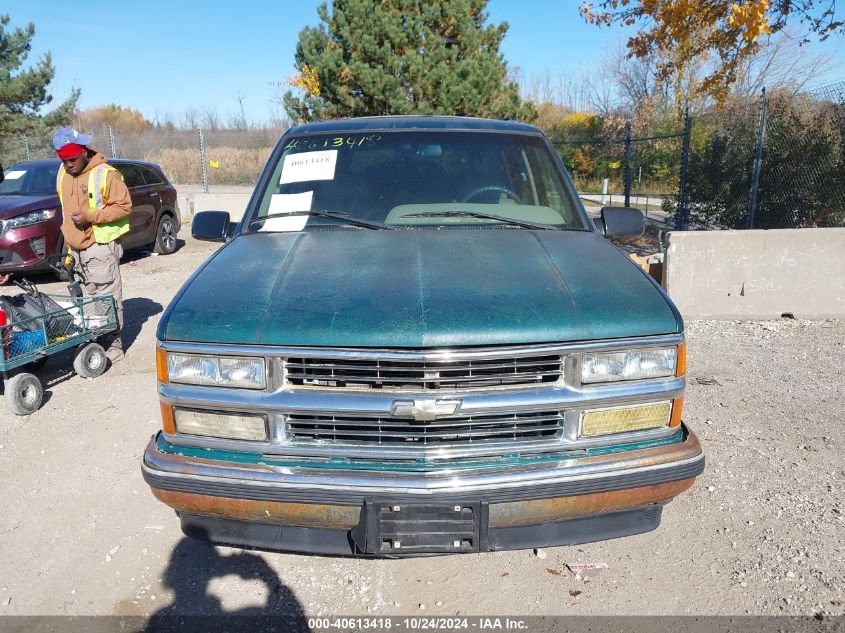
<box><xmin>145</xmin><ymin>146</ymin><xmax>273</xmax><ymax>186</ymax></box>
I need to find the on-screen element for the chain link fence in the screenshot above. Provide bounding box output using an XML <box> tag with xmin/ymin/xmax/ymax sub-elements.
<box><xmin>757</xmin><ymin>82</ymin><xmax>845</xmax><ymax>228</ymax></box>
<box><xmin>0</xmin><ymin>126</ymin><xmax>285</xmax><ymax>194</ymax></box>
<box><xmin>0</xmin><ymin>134</ymin><xmax>55</xmax><ymax>166</ymax></box>
<box><xmin>552</xmin><ymin>124</ymin><xmax>686</xmax><ymax>226</ymax></box>
<box><xmin>678</xmin><ymin>99</ymin><xmax>761</xmax><ymax>229</ymax></box>
<box><xmin>110</xmin><ymin>127</ymin><xmax>281</xmax><ymax>191</ymax></box>
<box><xmin>680</xmin><ymin>81</ymin><xmax>845</xmax><ymax>230</ymax></box>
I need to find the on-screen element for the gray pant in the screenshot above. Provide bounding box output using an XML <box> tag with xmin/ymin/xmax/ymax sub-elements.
<box><xmin>73</xmin><ymin>241</ymin><xmax>124</xmax><ymax>349</ymax></box>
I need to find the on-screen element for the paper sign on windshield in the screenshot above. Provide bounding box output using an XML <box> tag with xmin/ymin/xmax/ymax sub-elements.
<box><xmin>280</xmin><ymin>150</ymin><xmax>337</xmax><ymax>184</ymax></box>
<box><xmin>3</xmin><ymin>170</ymin><xmax>25</xmax><ymax>180</ymax></box>
<box><xmin>259</xmin><ymin>192</ymin><xmax>314</xmax><ymax>232</ymax></box>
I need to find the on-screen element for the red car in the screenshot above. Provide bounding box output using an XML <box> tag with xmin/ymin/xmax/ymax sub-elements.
<box><xmin>0</xmin><ymin>159</ymin><xmax>181</xmax><ymax>278</ymax></box>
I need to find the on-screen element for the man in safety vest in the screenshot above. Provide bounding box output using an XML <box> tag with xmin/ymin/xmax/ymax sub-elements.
<box><xmin>53</xmin><ymin>128</ymin><xmax>131</xmax><ymax>363</ymax></box>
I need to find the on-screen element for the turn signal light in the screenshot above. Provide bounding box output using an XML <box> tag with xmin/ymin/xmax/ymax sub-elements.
<box><xmin>676</xmin><ymin>342</ymin><xmax>687</xmax><ymax>377</ymax></box>
<box><xmin>160</xmin><ymin>402</ymin><xmax>176</xmax><ymax>434</ymax></box>
<box><xmin>156</xmin><ymin>347</ymin><xmax>169</xmax><ymax>384</ymax></box>
<box><xmin>670</xmin><ymin>397</ymin><xmax>684</xmax><ymax>428</ymax></box>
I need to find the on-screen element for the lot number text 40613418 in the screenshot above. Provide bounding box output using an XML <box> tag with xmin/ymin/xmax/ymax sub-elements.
<box><xmin>307</xmin><ymin>617</ymin><xmax>530</xmax><ymax>631</ymax></box>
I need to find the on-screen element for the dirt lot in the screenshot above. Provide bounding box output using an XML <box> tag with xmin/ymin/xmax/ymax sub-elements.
<box><xmin>0</xmin><ymin>235</ymin><xmax>842</xmax><ymax>619</ymax></box>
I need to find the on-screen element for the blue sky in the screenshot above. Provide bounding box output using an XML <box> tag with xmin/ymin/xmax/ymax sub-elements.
<box><xmin>5</xmin><ymin>0</ymin><xmax>843</xmax><ymax>124</ymax></box>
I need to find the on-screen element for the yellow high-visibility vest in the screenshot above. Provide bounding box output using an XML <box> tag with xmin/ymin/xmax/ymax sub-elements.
<box><xmin>57</xmin><ymin>164</ymin><xmax>130</xmax><ymax>244</ymax></box>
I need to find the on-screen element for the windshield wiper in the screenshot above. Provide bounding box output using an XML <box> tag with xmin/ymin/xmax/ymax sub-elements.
<box><xmin>249</xmin><ymin>210</ymin><xmax>393</xmax><ymax>231</ymax></box>
<box><xmin>399</xmin><ymin>210</ymin><xmax>561</xmax><ymax>230</ymax></box>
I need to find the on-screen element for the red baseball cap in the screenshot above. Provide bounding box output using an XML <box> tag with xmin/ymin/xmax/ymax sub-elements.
<box><xmin>56</xmin><ymin>143</ymin><xmax>86</xmax><ymax>159</ymax></box>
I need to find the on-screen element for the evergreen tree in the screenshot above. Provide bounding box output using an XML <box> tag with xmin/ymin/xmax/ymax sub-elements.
<box><xmin>0</xmin><ymin>14</ymin><xmax>79</xmax><ymax>137</ymax></box>
<box><xmin>284</xmin><ymin>0</ymin><xmax>535</xmax><ymax>122</ymax></box>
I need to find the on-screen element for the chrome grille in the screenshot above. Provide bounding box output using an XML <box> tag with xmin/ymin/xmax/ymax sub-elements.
<box><xmin>284</xmin><ymin>355</ymin><xmax>563</xmax><ymax>390</ymax></box>
<box><xmin>285</xmin><ymin>411</ymin><xmax>564</xmax><ymax>446</ymax></box>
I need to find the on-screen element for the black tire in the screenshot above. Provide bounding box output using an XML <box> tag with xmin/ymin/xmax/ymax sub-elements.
<box><xmin>153</xmin><ymin>213</ymin><xmax>178</xmax><ymax>255</ymax></box>
<box><xmin>5</xmin><ymin>372</ymin><xmax>43</xmax><ymax>415</ymax></box>
<box><xmin>74</xmin><ymin>342</ymin><xmax>107</xmax><ymax>378</ymax></box>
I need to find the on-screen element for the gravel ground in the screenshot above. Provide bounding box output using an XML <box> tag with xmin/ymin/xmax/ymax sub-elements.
<box><xmin>0</xmin><ymin>235</ymin><xmax>842</xmax><ymax>619</ymax></box>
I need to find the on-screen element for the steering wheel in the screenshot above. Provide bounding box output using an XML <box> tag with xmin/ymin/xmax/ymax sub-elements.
<box><xmin>460</xmin><ymin>185</ymin><xmax>522</xmax><ymax>204</ymax></box>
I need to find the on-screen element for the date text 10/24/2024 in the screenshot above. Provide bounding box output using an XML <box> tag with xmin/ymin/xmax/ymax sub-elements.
<box><xmin>307</xmin><ymin>617</ymin><xmax>529</xmax><ymax>631</ymax></box>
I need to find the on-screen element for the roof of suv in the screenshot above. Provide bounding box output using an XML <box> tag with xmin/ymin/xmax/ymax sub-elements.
<box><xmin>8</xmin><ymin>158</ymin><xmax>165</xmax><ymax>171</ymax></box>
<box><xmin>287</xmin><ymin>115</ymin><xmax>542</xmax><ymax>135</ymax></box>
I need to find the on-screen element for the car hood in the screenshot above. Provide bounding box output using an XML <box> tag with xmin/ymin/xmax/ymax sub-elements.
<box><xmin>160</xmin><ymin>229</ymin><xmax>680</xmax><ymax>347</ymax></box>
<box><xmin>0</xmin><ymin>194</ymin><xmax>59</xmax><ymax>219</ymax></box>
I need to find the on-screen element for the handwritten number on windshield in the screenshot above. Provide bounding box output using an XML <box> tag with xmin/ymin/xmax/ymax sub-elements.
<box><xmin>284</xmin><ymin>136</ymin><xmax>378</xmax><ymax>151</ymax></box>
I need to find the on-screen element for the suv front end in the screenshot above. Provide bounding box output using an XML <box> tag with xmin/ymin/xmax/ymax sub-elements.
<box><xmin>145</xmin><ymin>336</ymin><xmax>700</xmax><ymax>555</ymax></box>
<box><xmin>142</xmin><ymin>117</ymin><xmax>703</xmax><ymax>556</ymax></box>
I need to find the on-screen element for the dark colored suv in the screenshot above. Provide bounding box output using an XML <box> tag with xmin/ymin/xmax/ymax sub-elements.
<box><xmin>0</xmin><ymin>159</ymin><xmax>181</xmax><ymax>277</ymax></box>
<box><xmin>144</xmin><ymin>116</ymin><xmax>702</xmax><ymax>557</ymax></box>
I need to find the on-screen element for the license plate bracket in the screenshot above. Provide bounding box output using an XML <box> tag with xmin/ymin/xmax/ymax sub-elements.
<box><xmin>351</xmin><ymin>501</ymin><xmax>488</xmax><ymax>554</ymax></box>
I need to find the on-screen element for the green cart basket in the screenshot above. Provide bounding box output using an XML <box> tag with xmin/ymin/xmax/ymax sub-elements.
<box><xmin>1</xmin><ymin>291</ymin><xmax>117</xmax><ymax>415</ymax></box>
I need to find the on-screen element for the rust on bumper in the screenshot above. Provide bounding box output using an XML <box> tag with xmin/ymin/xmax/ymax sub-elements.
<box><xmin>488</xmin><ymin>477</ymin><xmax>694</xmax><ymax>528</ymax></box>
<box><xmin>144</xmin><ymin>428</ymin><xmax>703</xmax><ymax>531</ymax></box>
<box><xmin>151</xmin><ymin>488</ymin><xmax>361</xmax><ymax>528</ymax></box>
<box><xmin>150</xmin><ymin>478</ymin><xmax>695</xmax><ymax>530</ymax></box>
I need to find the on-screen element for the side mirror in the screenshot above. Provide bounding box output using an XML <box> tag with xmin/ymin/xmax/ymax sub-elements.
<box><xmin>192</xmin><ymin>211</ymin><xmax>236</xmax><ymax>242</ymax></box>
<box><xmin>599</xmin><ymin>206</ymin><xmax>645</xmax><ymax>239</ymax></box>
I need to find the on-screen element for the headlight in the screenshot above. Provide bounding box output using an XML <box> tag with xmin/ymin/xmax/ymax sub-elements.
<box><xmin>580</xmin><ymin>402</ymin><xmax>672</xmax><ymax>437</ymax></box>
<box><xmin>1</xmin><ymin>209</ymin><xmax>58</xmax><ymax>234</ymax></box>
<box><xmin>166</xmin><ymin>353</ymin><xmax>266</xmax><ymax>389</ymax></box>
<box><xmin>581</xmin><ymin>347</ymin><xmax>677</xmax><ymax>384</ymax></box>
<box><xmin>174</xmin><ymin>409</ymin><xmax>268</xmax><ymax>441</ymax></box>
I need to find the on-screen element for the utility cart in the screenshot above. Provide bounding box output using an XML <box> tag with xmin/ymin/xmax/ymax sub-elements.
<box><xmin>0</xmin><ymin>259</ymin><xmax>117</xmax><ymax>415</ymax></box>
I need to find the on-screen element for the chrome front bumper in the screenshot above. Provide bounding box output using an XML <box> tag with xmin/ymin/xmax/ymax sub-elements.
<box><xmin>142</xmin><ymin>427</ymin><xmax>703</xmax><ymax>555</ymax></box>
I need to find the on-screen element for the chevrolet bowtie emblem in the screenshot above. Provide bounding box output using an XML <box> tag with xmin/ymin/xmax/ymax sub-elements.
<box><xmin>391</xmin><ymin>399</ymin><xmax>461</xmax><ymax>421</ymax></box>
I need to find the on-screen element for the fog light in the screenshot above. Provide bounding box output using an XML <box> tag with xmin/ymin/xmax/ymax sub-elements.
<box><xmin>30</xmin><ymin>237</ymin><xmax>46</xmax><ymax>258</ymax></box>
<box><xmin>580</xmin><ymin>402</ymin><xmax>672</xmax><ymax>437</ymax></box>
<box><xmin>174</xmin><ymin>409</ymin><xmax>267</xmax><ymax>441</ymax></box>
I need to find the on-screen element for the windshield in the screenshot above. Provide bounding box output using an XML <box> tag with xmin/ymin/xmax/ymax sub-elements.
<box><xmin>251</xmin><ymin>130</ymin><xmax>586</xmax><ymax>231</ymax></box>
<box><xmin>0</xmin><ymin>163</ymin><xmax>59</xmax><ymax>196</ymax></box>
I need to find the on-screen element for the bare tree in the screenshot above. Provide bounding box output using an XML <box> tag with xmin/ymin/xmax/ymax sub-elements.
<box><xmin>267</xmin><ymin>100</ymin><xmax>292</xmax><ymax>130</ymax></box>
<box><xmin>230</xmin><ymin>91</ymin><xmax>249</xmax><ymax>129</ymax></box>
<box><xmin>201</xmin><ymin>103</ymin><xmax>221</xmax><ymax>131</ymax></box>
<box><xmin>588</xmin><ymin>69</ymin><xmax>621</xmax><ymax>117</ymax></box>
<box><xmin>522</xmin><ymin>70</ymin><xmax>597</xmax><ymax>113</ymax></box>
<box><xmin>180</xmin><ymin>106</ymin><xmax>200</xmax><ymax>130</ymax></box>
<box><xmin>605</xmin><ymin>46</ymin><xmax>660</xmax><ymax>111</ymax></box>
<box><xmin>600</xmin><ymin>28</ymin><xmax>840</xmax><ymax>118</ymax></box>
<box><xmin>523</xmin><ymin>70</ymin><xmax>561</xmax><ymax>106</ymax></box>
<box><xmin>152</xmin><ymin>109</ymin><xmax>177</xmax><ymax>130</ymax></box>
<box><xmin>732</xmin><ymin>29</ymin><xmax>840</xmax><ymax>98</ymax></box>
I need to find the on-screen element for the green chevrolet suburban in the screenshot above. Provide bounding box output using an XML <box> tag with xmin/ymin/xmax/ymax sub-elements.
<box><xmin>143</xmin><ymin>116</ymin><xmax>703</xmax><ymax>556</ymax></box>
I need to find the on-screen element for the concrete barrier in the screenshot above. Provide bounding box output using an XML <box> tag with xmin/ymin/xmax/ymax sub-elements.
<box><xmin>663</xmin><ymin>228</ymin><xmax>845</xmax><ymax>320</ymax></box>
<box><xmin>189</xmin><ymin>193</ymin><xmax>253</xmax><ymax>222</ymax></box>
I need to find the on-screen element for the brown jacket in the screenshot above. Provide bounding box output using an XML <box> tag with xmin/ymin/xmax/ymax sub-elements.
<box><xmin>59</xmin><ymin>152</ymin><xmax>132</xmax><ymax>250</ymax></box>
